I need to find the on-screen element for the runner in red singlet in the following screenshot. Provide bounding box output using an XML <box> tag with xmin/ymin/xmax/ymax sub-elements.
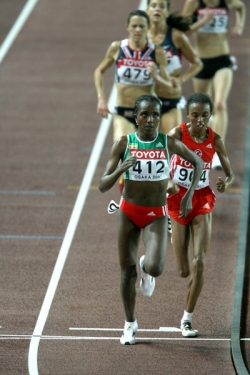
<box><xmin>167</xmin><ymin>92</ymin><xmax>235</xmax><ymax>337</ymax></box>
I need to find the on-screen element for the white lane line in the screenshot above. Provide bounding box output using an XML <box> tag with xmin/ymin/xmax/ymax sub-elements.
<box><xmin>0</xmin><ymin>0</ymin><xmax>39</xmax><ymax>64</ymax></box>
<box><xmin>40</xmin><ymin>336</ymin><xmax>231</xmax><ymax>341</ymax></box>
<box><xmin>0</xmin><ymin>334</ymin><xmax>32</xmax><ymax>339</ymax></box>
<box><xmin>28</xmin><ymin>88</ymin><xmax>116</xmax><ymax>374</ymax></box>
<box><xmin>29</xmin><ymin>86</ymin><xmax>116</xmax><ymax>372</ymax></box>
<box><xmin>0</xmin><ymin>190</ymin><xmax>55</xmax><ymax>195</ymax></box>
<box><xmin>0</xmin><ymin>235</ymin><xmax>63</xmax><ymax>239</ymax></box>
<box><xmin>69</xmin><ymin>327</ymin><xmax>182</xmax><ymax>332</ymax></box>
<box><xmin>0</xmin><ymin>334</ymin><xmax>232</xmax><ymax>341</ymax></box>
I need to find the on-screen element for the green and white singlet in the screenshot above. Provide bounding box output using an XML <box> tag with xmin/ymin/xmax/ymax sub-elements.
<box><xmin>123</xmin><ymin>133</ymin><xmax>170</xmax><ymax>181</ymax></box>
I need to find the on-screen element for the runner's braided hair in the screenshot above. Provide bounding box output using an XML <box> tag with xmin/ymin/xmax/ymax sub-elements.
<box><xmin>134</xmin><ymin>95</ymin><xmax>162</xmax><ymax>116</ymax></box>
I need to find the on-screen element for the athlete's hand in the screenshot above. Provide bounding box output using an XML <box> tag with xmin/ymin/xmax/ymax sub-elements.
<box><xmin>170</xmin><ymin>76</ymin><xmax>181</xmax><ymax>89</ymax></box>
<box><xmin>179</xmin><ymin>192</ymin><xmax>192</xmax><ymax>218</ymax></box>
<box><xmin>201</xmin><ymin>8</ymin><xmax>214</xmax><ymax>25</ymax></box>
<box><xmin>146</xmin><ymin>62</ymin><xmax>157</xmax><ymax>78</ymax></box>
<box><xmin>216</xmin><ymin>177</ymin><xmax>225</xmax><ymax>193</ymax></box>
<box><xmin>166</xmin><ymin>179</ymin><xmax>179</xmax><ymax>195</ymax></box>
<box><xmin>230</xmin><ymin>25</ymin><xmax>244</xmax><ymax>37</ymax></box>
<box><xmin>97</xmin><ymin>97</ymin><xmax>110</xmax><ymax>118</ymax></box>
<box><xmin>120</xmin><ymin>156</ymin><xmax>137</xmax><ymax>172</ymax></box>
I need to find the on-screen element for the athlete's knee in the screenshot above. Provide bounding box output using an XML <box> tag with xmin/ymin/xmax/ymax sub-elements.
<box><xmin>192</xmin><ymin>255</ymin><xmax>205</xmax><ymax>278</ymax></box>
<box><xmin>178</xmin><ymin>266</ymin><xmax>190</xmax><ymax>278</ymax></box>
<box><xmin>214</xmin><ymin>99</ymin><xmax>227</xmax><ymax>112</ymax></box>
<box><xmin>146</xmin><ymin>259</ymin><xmax>164</xmax><ymax>277</ymax></box>
<box><xmin>120</xmin><ymin>265</ymin><xmax>137</xmax><ymax>285</ymax></box>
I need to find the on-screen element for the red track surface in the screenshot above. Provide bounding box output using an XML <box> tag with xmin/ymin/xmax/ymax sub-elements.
<box><xmin>0</xmin><ymin>1</ymin><xmax>249</xmax><ymax>374</ymax></box>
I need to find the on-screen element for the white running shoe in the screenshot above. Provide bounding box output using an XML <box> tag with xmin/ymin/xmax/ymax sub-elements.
<box><xmin>212</xmin><ymin>153</ymin><xmax>222</xmax><ymax>170</ymax></box>
<box><xmin>230</xmin><ymin>55</ymin><xmax>238</xmax><ymax>71</ymax></box>
<box><xmin>120</xmin><ymin>320</ymin><xmax>138</xmax><ymax>345</ymax></box>
<box><xmin>167</xmin><ymin>215</ymin><xmax>172</xmax><ymax>234</ymax></box>
<box><xmin>181</xmin><ymin>320</ymin><xmax>198</xmax><ymax>337</ymax></box>
<box><xmin>139</xmin><ymin>255</ymin><xmax>155</xmax><ymax>297</ymax></box>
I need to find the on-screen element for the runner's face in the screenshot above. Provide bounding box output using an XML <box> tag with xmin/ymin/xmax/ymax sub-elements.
<box><xmin>135</xmin><ymin>101</ymin><xmax>161</xmax><ymax>137</ymax></box>
<box><xmin>147</xmin><ymin>0</ymin><xmax>169</xmax><ymax>22</ymax></box>
<box><xmin>127</xmin><ymin>16</ymin><xmax>149</xmax><ymax>42</ymax></box>
<box><xmin>187</xmin><ymin>102</ymin><xmax>211</xmax><ymax>132</ymax></box>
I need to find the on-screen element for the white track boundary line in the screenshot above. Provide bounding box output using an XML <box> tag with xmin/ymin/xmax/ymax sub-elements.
<box><xmin>69</xmin><ymin>327</ymin><xmax>181</xmax><ymax>332</ymax></box>
<box><xmin>28</xmin><ymin>86</ymin><xmax>116</xmax><ymax>375</ymax></box>
<box><xmin>0</xmin><ymin>0</ymin><xmax>39</xmax><ymax>64</ymax></box>
<box><xmin>0</xmin><ymin>334</ymin><xmax>233</xmax><ymax>342</ymax></box>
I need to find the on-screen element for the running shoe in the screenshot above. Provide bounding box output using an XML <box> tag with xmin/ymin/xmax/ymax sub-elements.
<box><xmin>167</xmin><ymin>215</ymin><xmax>172</xmax><ymax>234</ymax></box>
<box><xmin>139</xmin><ymin>255</ymin><xmax>155</xmax><ymax>297</ymax></box>
<box><xmin>107</xmin><ymin>200</ymin><xmax>119</xmax><ymax>214</ymax></box>
<box><xmin>181</xmin><ymin>320</ymin><xmax>197</xmax><ymax>337</ymax></box>
<box><xmin>230</xmin><ymin>55</ymin><xmax>238</xmax><ymax>71</ymax></box>
<box><xmin>120</xmin><ymin>320</ymin><xmax>138</xmax><ymax>345</ymax></box>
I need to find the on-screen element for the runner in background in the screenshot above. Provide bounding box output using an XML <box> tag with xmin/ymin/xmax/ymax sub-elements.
<box><xmin>167</xmin><ymin>92</ymin><xmax>235</xmax><ymax>336</ymax></box>
<box><xmin>94</xmin><ymin>9</ymin><xmax>178</xmax><ymax>193</ymax></box>
<box><xmin>146</xmin><ymin>0</ymin><xmax>206</xmax><ymax>133</ymax></box>
<box><xmin>182</xmin><ymin>0</ymin><xmax>246</xmax><ymax>169</ymax></box>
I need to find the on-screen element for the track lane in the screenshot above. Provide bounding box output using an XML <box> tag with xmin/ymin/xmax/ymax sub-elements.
<box><xmin>0</xmin><ymin>0</ymin><xmax>249</xmax><ymax>374</ymax></box>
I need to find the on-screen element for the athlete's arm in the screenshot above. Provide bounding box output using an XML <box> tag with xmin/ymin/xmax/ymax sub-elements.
<box><xmin>172</xmin><ymin>30</ymin><xmax>203</xmax><ymax>82</ymax></box>
<box><xmin>149</xmin><ymin>46</ymin><xmax>180</xmax><ymax>93</ymax></box>
<box><xmin>187</xmin><ymin>10</ymin><xmax>214</xmax><ymax>34</ymax></box>
<box><xmin>99</xmin><ymin>136</ymin><xmax>136</xmax><ymax>193</ymax></box>
<box><xmin>182</xmin><ymin>0</ymin><xmax>214</xmax><ymax>35</ymax></box>
<box><xmin>214</xmin><ymin>134</ymin><xmax>235</xmax><ymax>193</ymax></box>
<box><xmin>227</xmin><ymin>0</ymin><xmax>246</xmax><ymax>36</ymax></box>
<box><xmin>94</xmin><ymin>41</ymin><xmax>119</xmax><ymax>118</ymax></box>
<box><xmin>168</xmin><ymin>125</ymin><xmax>182</xmax><ymax>140</ymax></box>
<box><xmin>167</xmin><ymin>135</ymin><xmax>203</xmax><ymax>217</ymax></box>
<box><xmin>182</xmin><ymin>0</ymin><xmax>199</xmax><ymax>17</ymax></box>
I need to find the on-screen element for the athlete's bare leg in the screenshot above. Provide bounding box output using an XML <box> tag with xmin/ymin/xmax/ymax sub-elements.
<box><xmin>212</xmin><ymin>68</ymin><xmax>233</xmax><ymax>141</ymax></box>
<box><xmin>192</xmin><ymin>77</ymin><xmax>212</xmax><ymax>97</ymax></box>
<box><xmin>113</xmin><ymin>115</ymin><xmax>136</xmax><ymax>141</ymax></box>
<box><xmin>171</xmin><ymin>213</ymin><xmax>212</xmax><ymax>313</ymax></box>
<box><xmin>160</xmin><ymin>108</ymin><xmax>182</xmax><ymax>134</ymax></box>
<box><xmin>117</xmin><ymin>212</ymin><xmax>168</xmax><ymax>322</ymax></box>
<box><xmin>185</xmin><ymin>213</ymin><xmax>212</xmax><ymax>313</ymax></box>
<box><xmin>142</xmin><ymin>216</ymin><xmax>168</xmax><ymax>276</ymax></box>
<box><xmin>171</xmin><ymin>220</ymin><xmax>191</xmax><ymax>278</ymax></box>
<box><xmin>193</xmin><ymin>69</ymin><xmax>233</xmax><ymax>142</ymax></box>
<box><xmin>117</xmin><ymin>210</ymin><xmax>141</xmax><ymax>322</ymax></box>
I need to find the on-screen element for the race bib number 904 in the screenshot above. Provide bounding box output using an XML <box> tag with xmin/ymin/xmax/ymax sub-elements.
<box><xmin>174</xmin><ymin>166</ymin><xmax>209</xmax><ymax>189</ymax></box>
